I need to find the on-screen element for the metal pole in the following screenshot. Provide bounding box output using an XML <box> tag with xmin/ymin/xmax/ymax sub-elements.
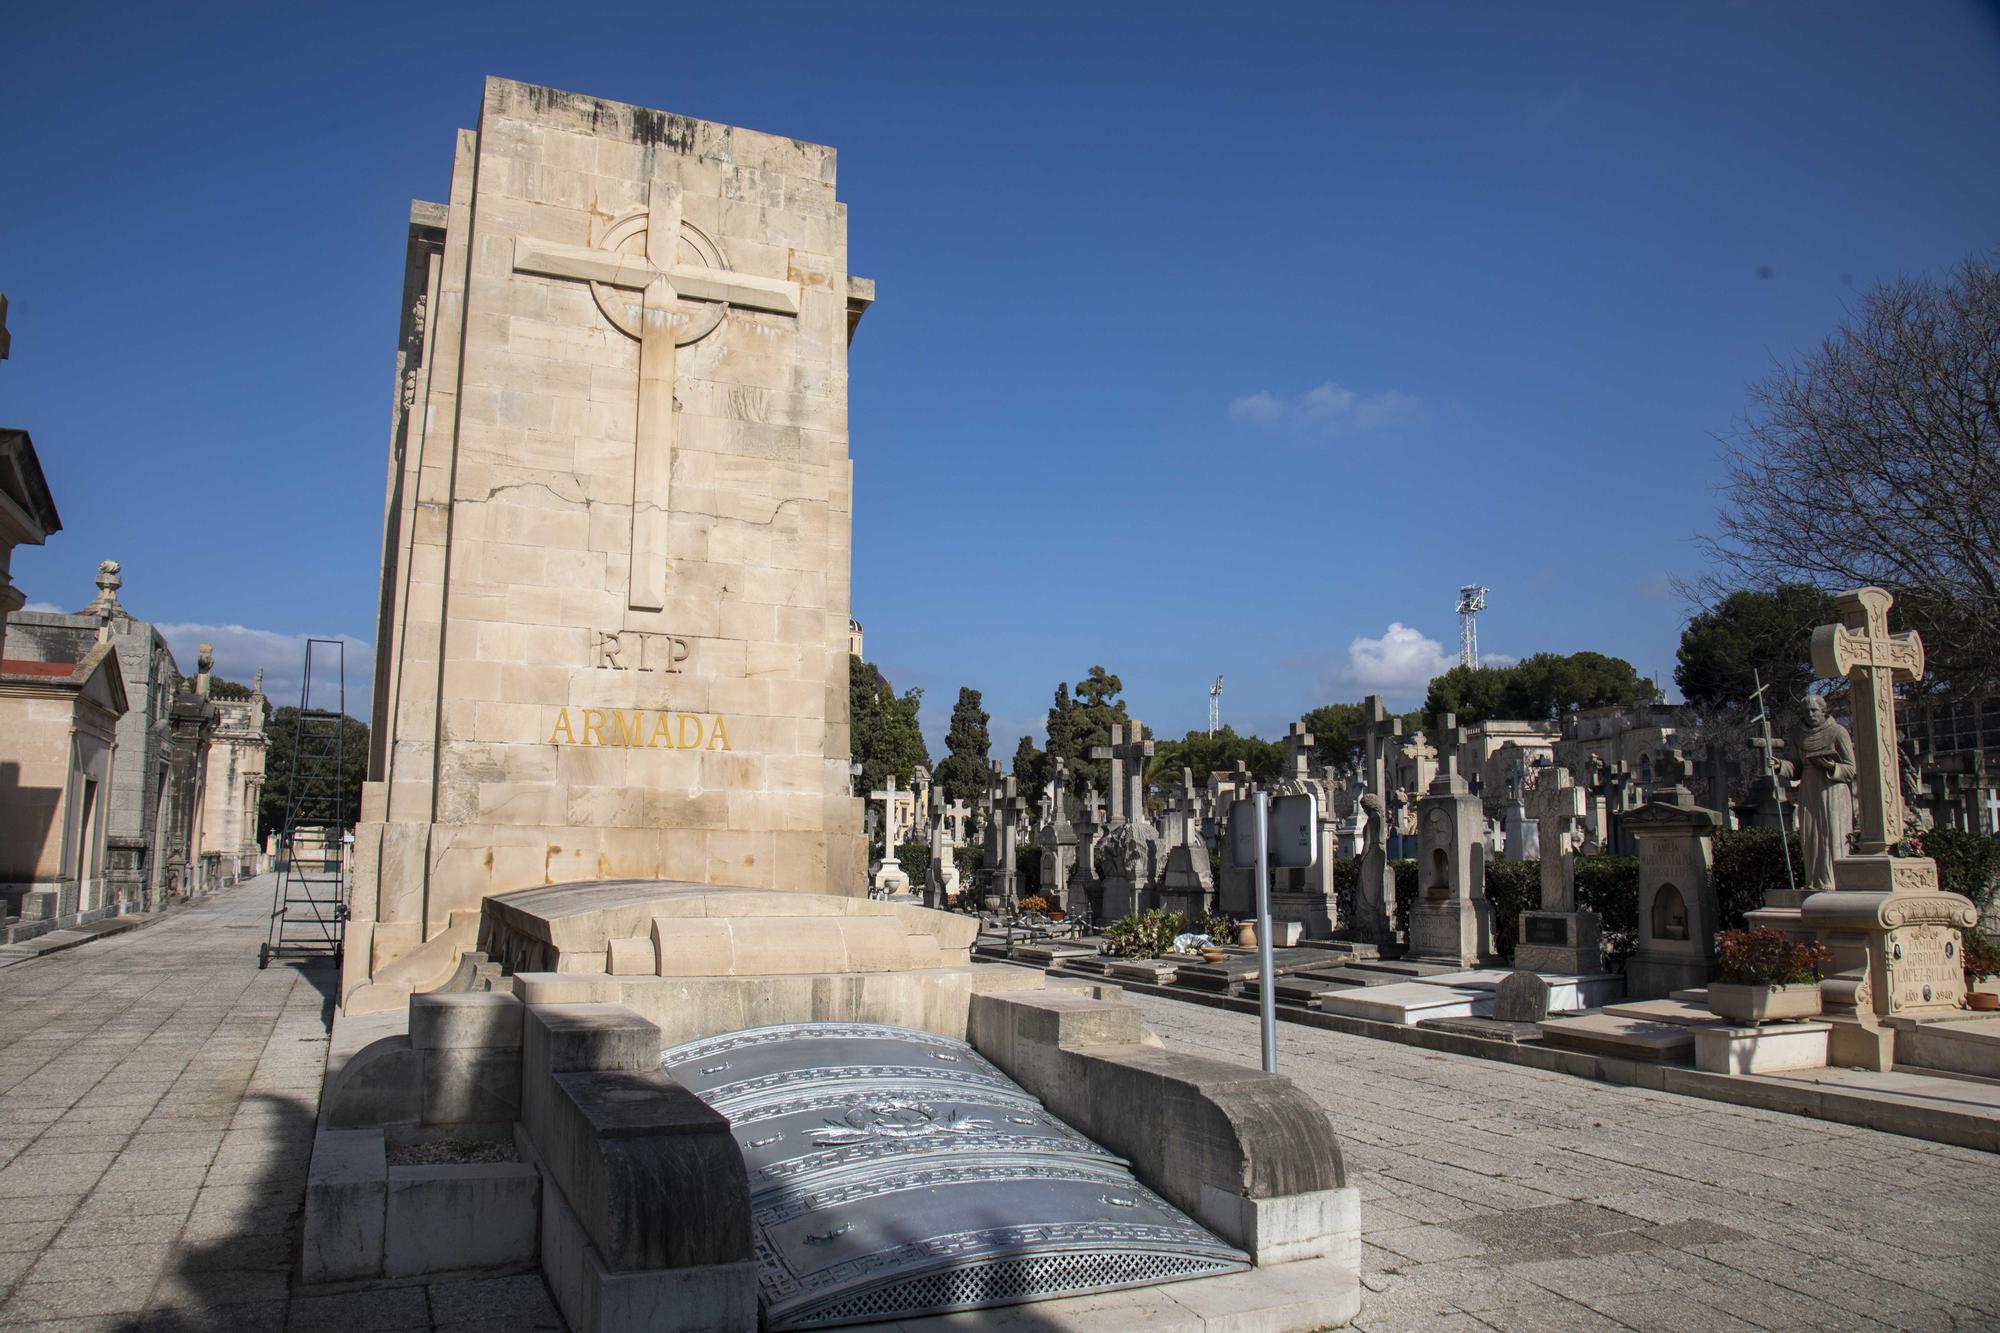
<box><xmin>1751</xmin><ymin>671</ymin><xmax>1798</xmax><ymax>896</ymax></box>
<box><xmin>1254</xmin><ymin>791</ymin><xmax>1277</xmax><ymax>1074</ymax></box>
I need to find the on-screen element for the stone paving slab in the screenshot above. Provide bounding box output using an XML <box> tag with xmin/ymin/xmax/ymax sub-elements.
<box><xmin>1123</xmin><ymin>988</ymin><xmax>2000</xmax><ymax>1332</ymax></box>
<box><xmin>0</xmin><ymin>876</ymin><xmax>565</xmax><ymax>1330</ymax></box>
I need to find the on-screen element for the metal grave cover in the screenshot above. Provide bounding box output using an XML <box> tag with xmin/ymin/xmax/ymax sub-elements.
<box><xmin>660</xmin><ymin>1021</ymin><xmax>1248</xmax><ymax>1328</ymax></box>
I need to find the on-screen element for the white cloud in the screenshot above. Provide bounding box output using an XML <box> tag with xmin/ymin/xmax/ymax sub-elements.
<box><xmin>21</xmin><ymin>601</ymin><xmax>63</xmax><ymax>614</ymax></box>
<box><xmin>1228</xmin><ymin>382</ymin><xmax>1421</xmax><ymax>439</ymax></box>
<box><xmin>153</xmin><ymin>622</ymin><xmax>374</xmax><ymax>722</ymax></box>
<box><xmin>1326</xmin><ymin>623</ymin><xmax>1512</xmax><ymax>703</ymax></box>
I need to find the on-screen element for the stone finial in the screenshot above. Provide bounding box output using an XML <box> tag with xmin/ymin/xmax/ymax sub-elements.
<box><xmin>195</xmin><ymin>643</ymin><xmax>214</xmax><ymax>697</ymax></box>
<box><xmin>252</xmin><ymin>668</ymin><xmax>264</xmax><ymax>695</ymax></box>
<box><xmin>87</xmin><ymin>559</ymin><xmax>123</xmax><ymax>618</ymax></box>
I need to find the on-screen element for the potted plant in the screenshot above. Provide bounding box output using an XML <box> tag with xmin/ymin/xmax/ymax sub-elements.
<box><xmin>1963</xmin><ymin>927</ymin><xmax>2000</xmax><ymax>1010</ymax></box>
<box><xmin>1708</xmin><ymin>928</ymin><xmax>1831</xmax><ymax>1025</ymax></box>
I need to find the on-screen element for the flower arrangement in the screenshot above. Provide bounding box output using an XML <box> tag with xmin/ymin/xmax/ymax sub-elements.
<box><xmin>1015</xmin><ymin>895</ymin><xmax>1051</xmax><ymax>916</ymax></box>
<box><xmin>1102</xmin><ymin>908</ymin><xmax>1185</xmax><ymax>959</ymax></box>
<box><xmin>1715</xmin><ymin>927</ymin><xmax>1831</xmax><ymax>987</ymax></box>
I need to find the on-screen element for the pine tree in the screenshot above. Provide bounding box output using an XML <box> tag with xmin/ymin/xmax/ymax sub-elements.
<box><xmin>848</xmin><ymin>657</ymin><xmax>929</xmax><ymax>796</ymax></box>
<box><xmin>934</xmin><ymin>687</ymin><xmax>992</xmax><ymax>806</ymax></box>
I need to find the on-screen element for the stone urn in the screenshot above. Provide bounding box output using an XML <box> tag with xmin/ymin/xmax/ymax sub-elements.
<box><xmin>1201</xmin><ymin>946</ymin><xmax>1227</xmax><ymax>963</ymax></box>
<box><xmin>981</xmin><ymin>894</ymin><xmax>1002</xmax><ymax>913</ymax></box>
<box><xmin>1707</xmin><ymin>982</ymin><xmax>1822</xmax><ymax>1026</ymax></box>
<box><xmin>1234</xmin><ymin>922</ymin><xmax>1257</xmax><ymax>947</ymax></box>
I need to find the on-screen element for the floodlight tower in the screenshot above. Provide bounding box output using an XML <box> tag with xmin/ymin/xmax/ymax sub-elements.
<box><xmin>1208</xmin><ymin>676</ymin><xmax>1224</xmax><ymax>736</ymax></box>
<box><xmin>1456</xmin><ymin>585</ymin><xmax>1488</xmax><ymax>669</ymax></box>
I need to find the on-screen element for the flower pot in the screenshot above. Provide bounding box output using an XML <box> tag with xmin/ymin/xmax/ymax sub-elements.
<box><xmin>1201</xmin><ymin>947</ymin><xmax>1227</xmax><ymax>963</ymax></box>
<box><xmin>1707</xmin><ymin>981</ymin><xmax>1822</xmax><ymax>1026</ymax></box>
<box><xmin>980</xmin><ymin>894</ymin><xmax>1002</xmax><ymax>913</ymax></box>
<box><xmin>1234</xmin><ymin>922</ymin><xmax>1257</xmax><ymax>947</ymax></box>
<box><xmin>1048</xmin><ymin>910</ymin><xmax>1066</xmax><ymax>923</ymax></box>
<box><xmin>1968</xmin><ymin>990</ymin><xmax>1999</xmax><ymax>1012</ymax></box>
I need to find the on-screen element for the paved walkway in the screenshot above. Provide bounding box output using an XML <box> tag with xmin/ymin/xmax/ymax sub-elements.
<box><xmin>1128</xmin><ymin>990</ymin><xmax>2000</xmax><ymax>1332</ymax></box>
<box><xmin>0</xmin><ymin>876</ymin><xmax>561</xmax><ymax>1331</ymax></box>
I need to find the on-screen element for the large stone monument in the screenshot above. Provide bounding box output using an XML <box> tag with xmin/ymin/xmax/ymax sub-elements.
<box><xmin>1799</xmin><ymin>587</ymin><xmax>1979</xmax><ymax>1068</ymax></box>
<box><xmin>346</xmin><ymin>78</ymin><xmax>871</xmax><ymax>1012</ymax></box>
<box><xmin>1623</xmin><ymin>748</ymin><xmax>1725</xmax><ymax>998</ymax></box>
<box><xmin>1514</xmin><ymin>766</ymin><xmax>1598</xmax><ymax>974</ymax></box>
<box><xmin>1406</xmin><ymin>714</ymin><xmax>1491</xmax><ymax>968</ymax></box>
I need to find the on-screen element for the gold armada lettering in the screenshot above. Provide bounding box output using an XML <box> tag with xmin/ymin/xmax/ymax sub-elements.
<box><xmin>546</xmin><ymin>707</ymin><xmax>734</xmax><ymax>751</ymax></box>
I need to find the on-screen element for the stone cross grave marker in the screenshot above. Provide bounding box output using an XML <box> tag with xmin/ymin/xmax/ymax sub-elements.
<box><xmin>1810</xmin><ymin>586</ymin><xmax>1924</xmax><ymax>854</ymax></box>
<box><xmin>1090</xmin><ymin>721</ymin><xmax>1155</xmax><ymax>827</ymax></box>
<box><xmin>998</xmin><ymin>776</ymin><xmax>1027</xmax><ymax>903</ymax></box>
<box><xmin>1428</xmin><ymin>714</ymin><xmax>1468</xmax><ymax>794</ymax></box>
<box><xmin>1985</xmin><ymin>787</ymin><xmax>2000</xmax><ymax>838</ymax></box>
<box><xmin>512</xmin><ymin>178</ymin><xmax>802</xmax><ymax>612</ymax></box>
<box><xmin>1284</xmin><ymin>721</ymin><xmax>1315</xmax><ymax>784</ymax></box>
<box><xmin>1526</xmin><ymin>767</ymin><xmax>1588</xmax><ymax>913</ymax></box>
<box><xmin>942</xmin><ymin>798</ymin><xmax>969</xmax><ymax>844</ymax></box>
<box><xmin>869</xmin><ymin>774</ymin><xmax>901</xmax><ymax>863</ymax></box>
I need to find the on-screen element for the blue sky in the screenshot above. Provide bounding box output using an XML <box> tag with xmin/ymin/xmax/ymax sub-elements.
<box><xmin>3</xmin><ymin>2</ymin><xmax>1997</xmax><ymax>757</ymax></box>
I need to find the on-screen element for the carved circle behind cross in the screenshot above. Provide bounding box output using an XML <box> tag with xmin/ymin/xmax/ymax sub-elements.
<box><xmin>588</xmin><ymin>206</ymin><xmax>729</xmax><ymax>345</ymax></box>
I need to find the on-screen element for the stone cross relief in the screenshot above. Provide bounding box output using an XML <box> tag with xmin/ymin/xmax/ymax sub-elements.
<box><xmin>512</xmin><ymin>178</ymin><xmax>802</xmax><ymax>613</ymax></box>
<box><xmin>1810</xmin><ymin>586</ymin><xmax>1924</xmax><ymax>855</ymax></box>
<box><xmin>1526</xmin><ymin>767</ymin><xmax>1588</xmax><ymax>912</ymax></box>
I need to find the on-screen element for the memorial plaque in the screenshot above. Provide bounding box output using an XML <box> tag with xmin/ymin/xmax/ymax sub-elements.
<box><xmin>1886</xmin><ymin>924</ymin><xmax>1966</xmax><ymax>1013</ymax></box>
<box><xmin>1524</xmin><ymin>915</ymin><xmax>1570</xmax><ymax>947</ymax></box>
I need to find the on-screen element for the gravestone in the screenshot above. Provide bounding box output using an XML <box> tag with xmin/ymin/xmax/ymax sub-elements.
<box><xmin>1623</xmin><ymin>749</ymin><xmax>1723</xmax><ymax>999</ymax></box>
<box><xmin>1514</xmin><ymin>767</ymin><xmax>1600</xmax><ymax>974</ymax></box>
<box><xmin>1034</xmin><ymin>757</ymin><xmax>1079</xmax><ymax>915</ymax></box>
<box><xmin>346</xmin><ymin>78</ymin><xmax>872</xmax><ymax>1010</ymax></box>
<box><xmin>1158</xmin><ymin>768</ymin><xmax>1214</xmax><ymax>920</ymax></box>
<box><xmin>1494</xmin><ymin>970</ymin><xmax>1551</xmax><ymax>1023</ymax></box>
<box><xmin>1799</xmin><ymin>587</ymin><xmax>1979</xmax><ymax>1069</ymax></box>
<box><xmin>1406</xmin><ymin>714</ymin><xmax>1492</xmax><ymax>968</ymax></box>
<box><xmin>1271</xmin><ymin>722</ymin><xmax>1334</xmax><ymax>936</ymax></box>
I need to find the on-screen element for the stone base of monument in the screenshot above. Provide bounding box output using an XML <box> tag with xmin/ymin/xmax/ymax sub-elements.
<box><xmin>1624</xmin><ymin>947</ymin><xmax>1716</xmax><ymax>1001</ymax></box>
<box><xmin>1535</xmin><ymin>1012</ymin><xmax>1698</xmax><ymax>1061</ymax></box>
<box><xmin>1744</xmin><ymin>888</ymin><xmax>1814</xmax><ymax>945</ymax></box>
<box><xmin>1693</xmin><ymin>1022</ymin><xmax>1831</xmax><ymax>1075</ymax></box>
<box><xmin>307</xmin><ymin>881</ymin><xmax>1361</xmax><ymax>1331</ymax></box>
<box><xmin>1268</xmin><ymin>893</ymin><xmax>1331</xmax><ymax>940</ymax></box>
<box><xmin>1513</xmin><ymin>910</ymin><xmax>1602</xmax><ymax>976</ymax></box>
<box><xmin>1404</xmin><ymin>894</ymin><xmax>1495</xmax><ymax>970</ymax></box>
<box><xmin>1801</xmin><ymin>854</ymin><xmax>1980</xmax><ymax>1072</ymax></box>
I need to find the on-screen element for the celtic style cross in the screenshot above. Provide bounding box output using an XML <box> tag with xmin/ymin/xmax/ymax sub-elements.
<box><xmin>512</xmin><ymin>178</ymin><xmax>801</xmax><ymax>612</ymax></box>
<box><xmin>1810</xmin><ymin>586</ymin><xmax>1925</xmax><ymax>854</ymax></box>
<box><xmin>1526</xmin><ymin>767</ymin><xmax>1588</xmax><ymax>912</ymax></box>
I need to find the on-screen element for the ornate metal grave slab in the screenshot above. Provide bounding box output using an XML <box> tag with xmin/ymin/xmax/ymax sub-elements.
<box><xmin>661</xmin><ymin>1022</ymin><xmax>1248</xmax><ymax>1329</ymax></box>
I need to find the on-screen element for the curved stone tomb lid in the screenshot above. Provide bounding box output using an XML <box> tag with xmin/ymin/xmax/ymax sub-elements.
<box><xmin>661</xmin><ymin>1022</ymin><xmax>1248</xmax><ymax>1329</ymax></box>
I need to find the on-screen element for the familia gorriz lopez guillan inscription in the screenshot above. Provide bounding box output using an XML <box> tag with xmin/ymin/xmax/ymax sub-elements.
<box><xmin>553</xmin><ymin>628</ymin><xmax>731</xmax><ymax>748</ymax></box>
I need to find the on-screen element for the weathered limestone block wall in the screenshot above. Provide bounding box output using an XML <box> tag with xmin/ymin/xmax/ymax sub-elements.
<box><xmin>348</xmin><ymin>79</ymin><xmax>870</xmax><ymax>1006</ymax></box>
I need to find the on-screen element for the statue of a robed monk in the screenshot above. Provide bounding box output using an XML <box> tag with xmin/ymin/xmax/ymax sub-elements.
<box><xmin>1775</xmin><ymin>695</ymin><xmax>1856</xmax><ymax>892</ymax></box>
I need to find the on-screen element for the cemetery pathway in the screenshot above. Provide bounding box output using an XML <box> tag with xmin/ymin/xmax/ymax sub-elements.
<box><xmin>1128</xmin><ymin>990</ymin><xmax>2000</xmax><ymax>1333</ymax></box>
<box><xmin>0</xmin><ymin>875</ymin><xmax>561</xmax><ymax>1331</ymax></box>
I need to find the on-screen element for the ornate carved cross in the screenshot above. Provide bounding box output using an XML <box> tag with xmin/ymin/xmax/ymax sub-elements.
<box><xmin>1527</xmin><ymin>767</ymin><xmax>1588</xmax><ymax>912</ymax></box>
<box><xmin>1811</xmin><ymin>586</ymin><xmax>1925</xmax><ymax>854</ymax></box>
<box><xmin>868</xmin><ymin>774</ymin><xmax>901</xmax><ymax>861</ymax></box>
<box><xmin>1089</xmin><ymin>721</ymin><xmax>1154</xmax><ymax>826</ymax></box>
<box><xmin>1284</xmin><ymin>721</ymin><xmax>1315</xmax><ymax>782</ymax></box>
<box><xmin>511</xmin><ymin>180</ymin><xmax>801</xmax><ymax>612</ymax></box>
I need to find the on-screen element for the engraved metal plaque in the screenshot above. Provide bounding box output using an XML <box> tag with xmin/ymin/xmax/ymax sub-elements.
<box><xmin>1524</xmin><ymin>915</ymin><xmax>1570</xmax><ymax>946</ymax></box>
<box><xmin>661</xmin><ymin>1022</ymin><xmax>1249</xmax><ymax>1328</ymax></box>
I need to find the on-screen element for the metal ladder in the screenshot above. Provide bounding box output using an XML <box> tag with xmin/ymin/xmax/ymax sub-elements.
<box><xmin>261</xmin><ymin>639</ymin><xmax>350</xmax><ymax>968</ymax></box>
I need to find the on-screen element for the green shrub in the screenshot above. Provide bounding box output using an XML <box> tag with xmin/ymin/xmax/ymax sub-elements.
<box><xmin>1391</xmin><ymin>860</ymin><xmax>1417</xmax><ymax>938</ymax></box>
<box><xmin>897</xmin><ymin>844</ymin><xmax>929</xmax><ymax>885</ymax></box>
<box><xmin>1482</xmin><ymin>860</ymin><xmax>1540</xmax><ymax>960</ymax></box>
<box><xmin>1922</xmin><ymin>827</ymin><xmax>2000</xmax><ymax>916</ymax></box>
<box><xmin>1102</xmin><ymin>907</ymin><xmax>1186</xmax><ymax>958</ymax></box>
<box><xmin>1475</xmin><ymin>856</ymin><xmax>1636</xmax><ymax>970</ymax></box>
<box><xmin>1576</xmin><ymin>856</ymin><xmax>1639</xmax><ymax>972</ymax></box>
<box><xmin>1711</xmin><ymin>829</ymin><xmax>1804</xmax><ymax>928</ymax></box>
<box><xmin>1333</xmin><ymin>859</ymin><xmax>1358</xmax><ymax>932</ymax></box>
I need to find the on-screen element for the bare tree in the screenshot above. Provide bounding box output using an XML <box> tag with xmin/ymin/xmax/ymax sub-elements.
<box><xmin>1702</xmin><ymin>257</ymin><xmax>2000</xmax><ymax>695</ymax></box>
